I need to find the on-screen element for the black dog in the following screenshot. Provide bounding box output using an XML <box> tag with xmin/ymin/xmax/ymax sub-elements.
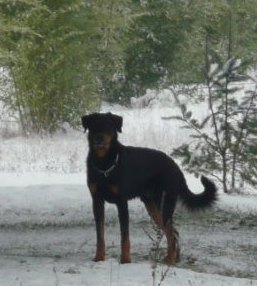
<box><xmin>82</xmin><ymin>112</ymin><xmax>217</xmax><ymax>264</ymax></box>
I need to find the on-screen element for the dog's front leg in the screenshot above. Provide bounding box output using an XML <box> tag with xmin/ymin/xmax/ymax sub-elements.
<box><xmin>117</xmin><ymin>201</ymin><xmax>131</xmax><ymax>263</ymax></box>
<box><xmin>92</xmin><ymin>197</ymin><xmax>105</xmax><ymax>262</ymax></box>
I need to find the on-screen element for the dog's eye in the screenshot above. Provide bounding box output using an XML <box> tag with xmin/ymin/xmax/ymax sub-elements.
<box><xmin>94</xmin><ymin>134</ymin><xmax>104</xmax><ymax>141</ymax></box>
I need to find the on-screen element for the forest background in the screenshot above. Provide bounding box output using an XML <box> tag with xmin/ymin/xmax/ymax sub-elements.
<box><xmin>1</xmin><ymin>0</ymin><xmax>257</xmax><ymax>192</ymax></box>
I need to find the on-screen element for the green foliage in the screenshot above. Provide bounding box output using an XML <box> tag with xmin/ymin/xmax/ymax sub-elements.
<box><xmin>89</xmin><ymin>0</ymin><xmax>132</xmax><ymax>104</ymax></box>
<box><xmin>1</xmin><ymin>0</ymin><xmax>101</xmax><ymax>132</ymax></box>
<box><xmin>104</xmin><ymin>0</ymin><xmax>257</xmax><ymax>103</ymax></box>
<box><xmin>172</xmin><ymin>58</ymin><xmax>257</xmax><ymax>192</ymax></box>
<box><xmin>104</xmin><ymin>0</ymin><xmax>192</xmax><ymax>103</ymax></box>
<box><xmin>173</xmin><ymin>0</ymin><xmax>257</xmax><ymax>84</ymax></box>
<box><xmin>2</xmin><ymin>0</ymin><xmax>257</xmax><ymax>132</ymax></box>
<box><xmin>0</xmin><ymin>0</ymin><xmax>132</xmax><ymax>133</ymax></box>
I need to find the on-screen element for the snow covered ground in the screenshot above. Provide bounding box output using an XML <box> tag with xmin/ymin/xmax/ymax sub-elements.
<box><xmin>0</xmin><ymin>102</ymin><xmax>257</xmax><ymax>285</ymax></box>
<box><xmin>0</xmin><ymin>176</ymin><xmax>256</xmax><ymax>286</ymax></box>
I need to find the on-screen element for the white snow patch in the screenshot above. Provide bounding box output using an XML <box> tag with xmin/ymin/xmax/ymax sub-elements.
<box><xmin>0</xmin><ymin>259</ymin><xmax>256</xmax><ymax>286</ymax></box>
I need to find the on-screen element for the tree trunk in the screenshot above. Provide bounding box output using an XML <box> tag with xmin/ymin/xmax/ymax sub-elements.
<box><xmin>222</xmin><ymin>153</ymin><xmax>229</xmax><ymax>193</ymax></box>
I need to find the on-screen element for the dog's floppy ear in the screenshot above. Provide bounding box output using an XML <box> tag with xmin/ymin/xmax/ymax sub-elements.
<box><xmin>109</xmin><ymin>113</ymin><xmax>123</xmax><ymax>133</ymax></box>
<box><xmin>81</xmin><ymin>114</ymin><xmax>92</xmax><ymax>131</ymax></box>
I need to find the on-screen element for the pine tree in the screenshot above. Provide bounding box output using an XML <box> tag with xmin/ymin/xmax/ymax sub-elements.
<box><xmin>164</xmin><ymin>0</ymin><xmax>257</xmax><ymax>193</ymax></box>
<box><xmin>170</xmin><ymin>57</ymin><xmax>257</xmax><ymax>193</ymax></box>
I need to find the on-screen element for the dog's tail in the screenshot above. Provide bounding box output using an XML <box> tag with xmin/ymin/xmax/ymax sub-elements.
<box><xmin>179</xmin><ymin>176</ymin><xmax>217</xmax><ymax>211</ymax></box>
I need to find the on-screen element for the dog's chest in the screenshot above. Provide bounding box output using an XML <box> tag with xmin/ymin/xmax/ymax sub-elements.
<box><xmin>98</xmin><ymin>181</ymin><xmax>121</xmax><ymax>203</ymax></box>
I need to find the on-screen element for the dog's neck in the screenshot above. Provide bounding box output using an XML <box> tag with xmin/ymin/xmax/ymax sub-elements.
<box><xmin>89</xmin><ymin>140</ymin><xmax>121</xmax><ymax>170</ymax></box>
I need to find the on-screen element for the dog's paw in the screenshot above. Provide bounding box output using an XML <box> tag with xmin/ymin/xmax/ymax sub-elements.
<box><xmin>163</xmin><ymin>255</ymin><xmax>176</xmax><ymax>266</ymax></box>
<box><xmin>120</xmin><ymin>256</ymin><xmax>131</xmax><ymax>264</ymax></box>
<box><xmin>93</xmin><ymin>255</ymin><xmax>105</xmax><ymax>262</ymax></box>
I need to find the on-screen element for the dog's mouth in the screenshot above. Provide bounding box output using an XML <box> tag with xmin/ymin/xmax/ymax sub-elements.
<box><xmin>90</xmin><ymin>132</ymin><xmax>113</xmax><ymax>157</ymax></box>
<box><xmin>93</xmin><ymin>140</ymin><xmax>111</xmax><ymax>151</ymax></box>
<box><xmin>93</xmin><ymin>144</ymin><xmax>110</xmax><ymax>158</ymax></box>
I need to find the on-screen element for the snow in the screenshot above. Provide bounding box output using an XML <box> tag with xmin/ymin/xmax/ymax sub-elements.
<box><xmin>0</xmin><ymin>258</ymin><xmax>256</xmax><ymax>286</ymax></box>
<box><xmin>0</xmin><ymin>174</ymin><xmax>256</xmax><ymax>228</ymax></box>
<box><xmin>219</xmin><ymin>193</ymin><xmax>257</xmax><ymax>214</ymax></box>
<box><xmin>0</xmin><ymin>173</ymin><xmax>86</xmax><ymax>187</ymax></box>
<box><xmin>0</xmin><ymin>101</ymin><xmax>257</xmax><ymax>285</ymax></box>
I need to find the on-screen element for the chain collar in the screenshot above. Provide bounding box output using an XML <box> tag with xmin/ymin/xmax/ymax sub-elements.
<box><xmin>92</xmin><ymin>153</ymin><xmax>119</xmax><ymax>177</ymax></box>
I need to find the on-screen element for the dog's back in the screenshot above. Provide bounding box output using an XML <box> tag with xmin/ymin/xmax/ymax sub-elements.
<box><xmin>118</xmin><ymin>145</ymin><xmax>184</xmax><ymax>199</ymax></box>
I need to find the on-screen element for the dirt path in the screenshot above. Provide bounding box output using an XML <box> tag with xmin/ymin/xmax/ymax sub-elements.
<box><xmin>175</xmin><ymin>209</ymin><xmax>257</xmax><ymax>278</ymax></box>
<box><xmin>0</xmin><ymin>207</ymin><xmax>256</xmax><ymax>279</ymax></box>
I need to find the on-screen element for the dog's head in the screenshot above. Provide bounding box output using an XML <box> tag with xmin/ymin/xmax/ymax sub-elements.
<box><xmin>81</xmin><ymin>112</ymin><xmax>123</xmax><ymax>158</ymax></box>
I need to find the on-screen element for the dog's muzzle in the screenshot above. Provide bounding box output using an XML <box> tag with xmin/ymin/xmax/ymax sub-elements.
<box><xmin>94</xmin><ymin>143</ymin><xmax>110</xmax><ymax>149</ymax></box>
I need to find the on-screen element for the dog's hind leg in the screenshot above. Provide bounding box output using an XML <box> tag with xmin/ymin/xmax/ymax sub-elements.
<box><xmin>161</xmin><ymin>192</ymin><xmax>180</xmax><ymax>265</ymax></box>
<box><xmin>117</xmin><ymin>201</ymin><xmax>131</xmax><ymax>263</ymax></box>
<box><xmin>143</xmin><ymin>195</ymin><xmax>180</xmax><ymax>265</ymax></box>
<box><xmin>163</xmin><ymin>221</ymin><xmax>180</xmax><ymax>265</ymax></box>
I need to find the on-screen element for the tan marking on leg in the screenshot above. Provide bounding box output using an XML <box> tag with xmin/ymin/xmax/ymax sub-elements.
<box><xmin>94</xmin><ymin>213</ymin><xmax>105</xmax><ymax>262</ymax></box>
<box><xmin>92</xmin><ymin>195</ymin><xmax>105</xmax><ymax>262</ymax></box>
<box><xmin>120</xmin><ymin>239</ymin><xmax>131</xmax><ymax>264</ymax></box>
<box><xmin>163</xmin><ymin>224</ymin><xmax>180</xmax><ymax>265</ymax></box>
<box><xmin>88</xmin><ymin>183</ymin><xmax>97</xmax><ymax>196</ymax></box>
<box><xmin>94</xmin><ymin>240</ymin><xmax>105</xmax><ymax>262</ymax></box>
<box><xmin>144</xmin><ymin>202</ymin><xmax>163</xmax><ymax>227</ymax></box>
<box><xmin>144</xmin><ymin>202</ymin><xmax>180</xmax><ymax>265</ymax></box>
